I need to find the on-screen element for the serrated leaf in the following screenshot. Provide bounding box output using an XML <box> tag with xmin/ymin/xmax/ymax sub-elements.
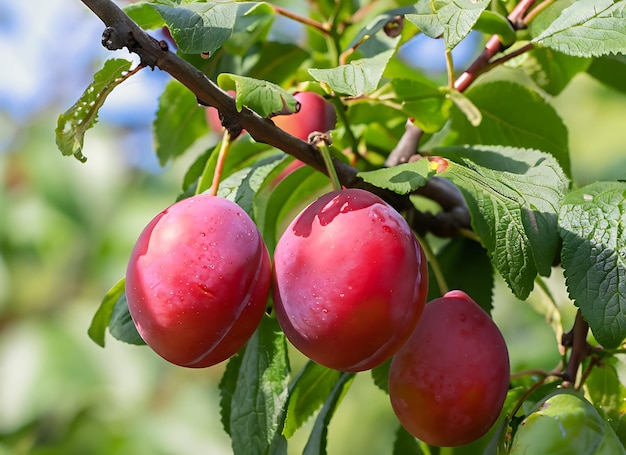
<box><xmin>407</xmin><ymin>0</ymin><xmax>490</xmax><ymax>50</ymax></box>
<box><xmin>357</xmin><ymin>159</ymin><xmax>437</xmax><ymax>194</ymax></box>
<box><xmin>109</xmin><ymin>293</ymin><xmax>145</xmax><ymax>345</ymax></box>
<box><xmin>283</xmin><ymin>361</ymin><xmax>342</xmax><ymax>439</ymax></box>
<box><xmin>219</xmin><ymin>351</ymin><xmax>245</xmax><ymax>437</ymax></box>
<box><xmin>586</xmin><ymin>357</ymin><xmax>626</xmax><ymax>442</ymax></box>
<box><xmin>440</xmin><ymin>145</ymin><xmax>570</xmax><ymax>300</ymax></box>
<box><xmin>587</xmin><ymin>54</ymin><xmax>626</xmax><ymax>93</ymax></box>
<box><xmin>309</xmin><ymin>49</ymin><xmax>395</xmax><ymax>96</ymax></box>
<box><xmin>234</xmin><ymin>154</ymin><xmax>286</xmax><ymax>219</ymax></box>
<box><xmin>371</xmin><ymin>358</ymin><xmax>391</xmax><ymax>394</ymax></box>
<box><xmin>392</xmin><ymin>425</ymin><xmax>424</xmax><ymax>455</ymax></box>
<box><xmin>154</xmin><ymin>79</ymin><xmax>208</xmax><ymax>166</ymax></box>
<box><xmin>217</xmin><ymin>74</ymin><xmax>298</xmax><ymax>118</ymax></box>
<box><xmin>427</xmin><ymin>236</ymin><xmax>494</xmax><ymax>314</ymax></box>
<box><xmin>88</xmin><ymin>278</ymin><xmax>125</xmax><ymax>347</ymax></box>
<box><xmin>302</xmin><ymin>372</ymin><xmax>355</xmax><ymax>455</ymax></box>
<box><xmin>152</xmin><ymin>2</ymin><xmax>274</xmax><ymax>55</ymax></box>
<box><xmin>558</xmin><ymin>181</ymin><xmax>626</xmax><ymax>348</ymax></box>
<box><xmin>405</xmin><ymin>1</ymin><xmax>443</xmax><ymax>39</ymax></box>
<box><xmin>230</xmin><ymin>316</ymin><xmax>290</xmax><ymax>455</ymax></box>
<box><xmin>532</xmin><ymin>0</ymin><xmax>626</xmax><ymax>58</ymax></box>
<box><xmin>449</xmin><ymin>80</ymin><xmax>571</xmax><ymax>176</ymax></box>
<box><xmin>56</xmin><ymin>59</ymin><xmax>132</xmax><ymax>163</ymax></box>
<box><xmin>190</xmin><ymin>137</ymin><xmax>273</xmax><ymax>196</ymax></box>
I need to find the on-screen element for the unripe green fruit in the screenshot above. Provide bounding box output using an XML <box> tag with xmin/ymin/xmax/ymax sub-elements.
<box><xmin>510</xmin><ymin>390</ymin><xmax>625</xmax><ymax>455</ymax></box>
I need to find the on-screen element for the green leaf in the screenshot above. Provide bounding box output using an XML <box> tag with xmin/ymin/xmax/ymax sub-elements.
<box><xmin>109</xmin><ymin>293</ymin><xmax>145</xmax><ymax>346</ymax></box>
<box><xmin>407</xmin><ymin>0</ymin><xmax>490</xmax><ymax>50</ymax></box>
<box><xmin>189</xmin><ymin>137</ymin><xmax>273</xmax><ymax>196</ymax></box>
<box><xmin>309</xmin><ymin>49</ymin><xmax>396</xmax><ymax>97</ymax></box>
<box><xmin>346</xmin><ymin>5</ymin><xmax>420</xmax><ymax>50</ymax></box>
<box><xmin>233</xmin><ymin>154</ymin><xmax>286</xmax><ymax>219</ymax></box>
<box><xmin>255</xmin><ymin>165</ymin><xmax>330</xmax><ymax>254</ymax></box>
<box><xmin>586</xmin><ymin>356</ymin><xmax>626</xmax><ymax>443</ymax></box>
<box><xmin>283</xmin><ymin>361</ymin><xmax>342</xmax><ymax>439</ymax></box>
<box><xmin>449</xmin><ymin>80</ymin><xmax>571</xmax><ymax>176</ymax></box>
<box><xmin>532</xmin><ymin>0</ymin><xmax>626</xmax><ymax>58</ymax></box>
<box><xmin>152</xmin><ymin>2</ymin><xmax>274</xmax><ymax>55</ymax></box>
<box><xmin>302</xmin><ymin>372</ymin><xmax>355</xmax><ymax>455</ymax></box>
<box><xmin>445</xmin><ymin>88</ymin><xmax>482</xmax><ymax>127</ymax></box>
<box><xmin>405</xmin><ymin>1</ymin><xmax>443</xmax><ymax>39</ymax></box>
<box><xmin>587</xmin><ymin>54</ymin><xmax>626</xmax><ymax>93</ymax></box>
<box><xmin>230</xmin><ymin>316</ymin><xmax>290</xmax><ymax>455</ymax></box>
<box><xmin>56</xmin><ymin>59</ymin><xmax>132</xmax><ymax>163</ymax></box>
<box><xmin>88</xmin><ymin>278</ymin><xmax>125</xmax><ymax>347</ymax></box>
<box><xmin>371</xmin><ymin>358</ymin><xmax>391</xmax><ymax>394</ymax></box>
<box><xmin>392</xmin><ymin>425</ymin><xmax>424</xmax><ymax>455</ymax></box>
<box><xmin>390</xmin><ymin>78</ymin><xmax>452</xmax><ymax>133</ymax></box>
<box><xmin>247</xmin><ymin>42</ymin><xmax>310</xmax><ymax>86</ymax></box>
<box><xmin>154</xmin><ymin>79</ymin><xmax>208</xmax><ymax>166</ymax></box>
<box><xmin>474</xmin><ymin>10</ymin><xmax>516</xmax><ymax>46</ymax></box>
<box><xmin>217</xmin><ymin>74</ymin><xmax>298</xmax><ymax>118</ymax></box>
<box><xmin>124</xmin><ymin>1</ymin><xmax>165</xmax><ymax>29</ymax></box>
<box><xmin>558</xmin><ymin>181</ymin><xmax>626</xmax><ymax>348</ymax></box>
<box><xmin>524</xmin><ymin>48</ymin><xmax>591</xmax><ymax>96</ymax></box>
<box><xmin>219</xmin><ymin>351</ymin><xmax>245</xmax><ymax>437</ymax></box>
<box><xmin>428</xmin><ymin>236</ymin><xmax>494</xmax><ymax>314</ymax></box>
<box><xmin>357</xmin><ymin>159</ymin><xmax>437</xmax><ymax>194</ymax></box>
<box><xmin>440</xmin><ymin>145</ymin><xmax>570</xmax><ymax>300</ymax></box>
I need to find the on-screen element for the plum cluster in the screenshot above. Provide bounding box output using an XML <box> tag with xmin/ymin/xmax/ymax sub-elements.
<box><xmin>125</xmin><ymin>93</ymin><xmax>510</xmax><ymax>447</ymax></box>
<box><xmin>125</xmin><ymin>188</ymin><xmax>510</xmax><ymax>446</ymax></box>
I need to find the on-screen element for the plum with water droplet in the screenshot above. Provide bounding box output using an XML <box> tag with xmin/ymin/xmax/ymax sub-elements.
<box><xmin>125</xmin><ymin>194</ymin><xmax>271</xmax><ymax>368</ymax></box>
<box><xmin>272</xmin><ymin>188</ymin><xmax>428</xmax><ymax>372</ymax></box>
<box><xmin>388</xmin><ymin>290</ymin><xmax>510</xmax><ymax>447</ymax></box>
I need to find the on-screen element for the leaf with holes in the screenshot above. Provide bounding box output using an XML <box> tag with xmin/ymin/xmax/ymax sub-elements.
<box><xmin>56</xmin><ymin>59</ymin><xmax>132</xmax><ymax>162</ymax></box>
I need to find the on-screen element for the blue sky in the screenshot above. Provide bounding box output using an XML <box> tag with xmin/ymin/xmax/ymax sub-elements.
<box><xmin>0</xmin><ymin>0</ymin><xmax>479</xmax><ymax>165</ymax></box>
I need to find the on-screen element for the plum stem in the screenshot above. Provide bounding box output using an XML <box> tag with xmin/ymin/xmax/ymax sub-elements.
<box><xmin>311</xmin><ymin>133</ymin><xmax>342</xmax><ymax>191</ymax></box>
<box><xmin>208</xmin><ymin>130</ymin><xmax>232</xmax><ymax>197</ymax></box>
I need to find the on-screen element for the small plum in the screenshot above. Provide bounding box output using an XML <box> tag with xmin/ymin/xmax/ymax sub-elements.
<box><xmin>272</xmin><ymin>91</ymin><xmax>336</xmax><ymax>141</ymax></box>
<box><xmin>388</xmin><ymin>290</ymin><xmax>510</xmax><ymax>447</ymax></box>
<box><xmin>273</xmin><ymin>188</ymin><xmax>428</xmax><ymax>372</ymax></box>
<box><xmin>125</xmin><ymin>194</ymin><xmax>271</xmax><ymax>368</ymax></box>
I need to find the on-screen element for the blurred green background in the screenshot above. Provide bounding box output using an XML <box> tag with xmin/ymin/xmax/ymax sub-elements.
<box><xmin>1</xmin><ymin>1</ymin><xmax>625</xmax><ymax>454</ymax></box>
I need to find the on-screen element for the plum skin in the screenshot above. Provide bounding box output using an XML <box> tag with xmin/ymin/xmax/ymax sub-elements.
<box><xmin>388</xmin><ymin>290</ymin><xmax>510</xmax><ymax>447</ymax></box>
<box><xmin>125</xmin><ymin>194</ymin><xmax>271</xmax><ymax>368</ymax></box>
<box><xmin>272</xmin><ymin>188</ymin><xmax>428</xmax><ymax>372</ymax></box>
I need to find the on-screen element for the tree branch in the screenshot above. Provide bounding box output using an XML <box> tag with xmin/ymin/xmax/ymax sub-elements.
<box><xmin>79</xmin><ymin>0</ymin><xmax>470</xmax><ymax>236</ymax></box>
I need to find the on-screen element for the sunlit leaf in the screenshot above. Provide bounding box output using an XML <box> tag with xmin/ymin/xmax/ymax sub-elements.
<box><xmin>358</xmin><ymin>158</ymin><xmax>436</xmax><ymax>194</ymax></box>
<box><xmin>152</xmin><ymin>2</ymin><xmax>274</xmax><ymax>55</ymax></box>
<box><xmin>283</xmin><ymin>361</ymin><xmax>342</xmax><ymax>439</ymax></box>
<box><xmin>532</xmin><ymin>0</ymin><xmax>626</xmax><ymax>58</ymax></box>
<box><xmin>440</xmin><ymin>145</ymin><xmax>569</xmax><ymax>300</ymax></box>
<box><xmin>217</xmin><ymin>74</ymin><xmax>298</xmax><ymax>118</ymax></box>
<box><xmin>229</xmin><ymin>316</ymin><xmax>290</xmax><ymax>455</ymax></box>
